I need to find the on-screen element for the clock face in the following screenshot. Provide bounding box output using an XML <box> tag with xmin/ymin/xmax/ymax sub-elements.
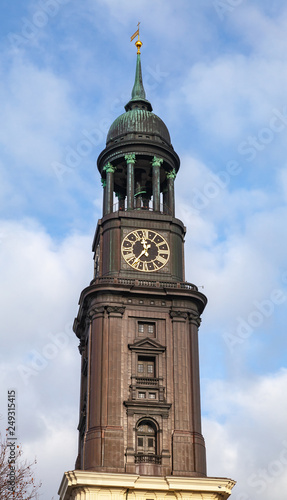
<box><xmin>121</xmin><ymin>229</ymin><xmax>170</xmax><ymax>272</ymax></box>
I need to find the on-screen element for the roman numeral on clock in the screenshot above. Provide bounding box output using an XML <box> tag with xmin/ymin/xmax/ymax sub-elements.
<box><xmin>124</xmin><ymin>252</ymin><xmax>135</xmax><ymax>261</ymax></box>
<box><xmin>156</xmin><ymin>255</ymin><xmax>168</xmax><ymax>264</ymax></box>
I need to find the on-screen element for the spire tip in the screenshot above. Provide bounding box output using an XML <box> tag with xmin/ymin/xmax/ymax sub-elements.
<box><xmin>130</xmin><ymin>22</ymin><xmax>142</xmax><ymax>54</ymax></box>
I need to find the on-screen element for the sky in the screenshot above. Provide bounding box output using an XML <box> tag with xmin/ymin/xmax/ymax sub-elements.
<box><xmin>0</xmin><ymin>0</ymin><xmax>287</xmax><ymax>499</ymax></box>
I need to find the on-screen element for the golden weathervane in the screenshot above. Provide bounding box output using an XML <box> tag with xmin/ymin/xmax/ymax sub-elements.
<box><xmin>130</xmin><ymin>22</ymin><xmax>142</xmax><ymax>54</ymax></box>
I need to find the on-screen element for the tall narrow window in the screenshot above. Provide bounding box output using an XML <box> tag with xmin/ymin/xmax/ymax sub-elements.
<box><xmin>136</xmin><ymin>422</ymin><xmax>156</xmax><ymax>455</ymax></box>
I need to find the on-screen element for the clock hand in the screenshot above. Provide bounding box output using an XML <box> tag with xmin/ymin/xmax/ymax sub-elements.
<box><xmin>134</xmin><ymin>248</ymin><xmax>147</xmax><ymax>263</ymax></box>
<box><xmin>134</xmin><ymin>246</ymin><xmax>151</xmax><ymax>264</ymax></box>
<box><xmin>142</xmin><ymin>239</ymin><xmax>151</xmax><ymax>251</ymax></box>
<box><xmin>141</xmin><ymin>238</ymin><xmax>148</xmax><ymax>249</ymax></box>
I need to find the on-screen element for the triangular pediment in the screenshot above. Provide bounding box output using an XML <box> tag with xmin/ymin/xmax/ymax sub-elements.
<box><xmin>128</xmin><ymin>337</ymin><xmax>166</xmax><ymax>353</ymax></box>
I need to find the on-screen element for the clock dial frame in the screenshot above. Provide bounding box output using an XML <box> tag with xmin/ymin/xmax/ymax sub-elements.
<box><xmin>121</xmin><ymin>229</ymin><xmax>170</xmax><ymax>272</ymax></box>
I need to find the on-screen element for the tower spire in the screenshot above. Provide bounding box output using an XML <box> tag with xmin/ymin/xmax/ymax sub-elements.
<box><xmin>126</xmin><ymin>24</ymin><xmax>152</xmax><ymax>112</ymax></box>
<box><xmin>131</xmin><ymin>51</ymin><xmax>146</xmax><ymax>100</ymax></box>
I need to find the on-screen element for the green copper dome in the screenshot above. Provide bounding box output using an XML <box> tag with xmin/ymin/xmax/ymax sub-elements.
<box><xmin>106</xmin><ymin>53</ymin><xmax>171</xmax><ymax>146</ymax></box>
<box><xmin>106</xmin><ymin>108</ymin><xmax>171</xmax><ymax>145</ymax></box>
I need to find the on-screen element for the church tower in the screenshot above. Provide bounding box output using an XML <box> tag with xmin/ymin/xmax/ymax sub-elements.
<box><xmin>59</xmin><ymin>34</ymin><xmax>235</xmax><ymax>500</ymax></box>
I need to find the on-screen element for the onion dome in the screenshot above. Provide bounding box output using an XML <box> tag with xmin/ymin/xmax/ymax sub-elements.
<box><xmin>106</xmin><ymin>52</ymin><xmax>171</xmax><ymax>147</ymax></box>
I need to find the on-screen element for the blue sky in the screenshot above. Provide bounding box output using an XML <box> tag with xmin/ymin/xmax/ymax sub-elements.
<box><xmin>1</xmin><ymin>1</ymin><xmax>287</xmax><ymax>499</ymax></box>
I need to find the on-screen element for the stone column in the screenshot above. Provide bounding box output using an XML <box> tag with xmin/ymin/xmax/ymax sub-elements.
<box><xmin>125</xmin><ymin>153</ymin><xmax>136</xmax><ymax>210</ymax></box>
<box><xmin>189</xmin><ymin>311</ymin><xmax>207</xmax><ymax>476</ymax></box>
<box><xmin>103</xmin><ymin>162</ymin><xmax>116</xmax><ymax>215</ymax></box>
<box><xmin>166</xmin><ymin>169</ymin><xmax>177</xmax><ymax>217</ymax></box>
<box><xmin>105</xmin><ymin>306</ymin><xmax>126</xmax><ymax>469</ymax></box>
<box><xmin>152</xmin><ymin>156</ymin><xmax>163</xmax><ymax>212</ymax></box>
<box><xmin>170</xmin><ymin>310</ymin><xmax>190</xmax><ymax>431</ymax></box>
<box><xmin>101</xmin><ymin>178</ymin><xmax>106</xmax><ymax>216</ymax></box>
<box><xmin>84</xmin><ymin>306</ymin><xmax>105</xmax><ymax>470</ymax></box>
<box><xmin>170</xmin><ymin>309</ymin><xmax>195</xmax><ymax>475</ymax></box>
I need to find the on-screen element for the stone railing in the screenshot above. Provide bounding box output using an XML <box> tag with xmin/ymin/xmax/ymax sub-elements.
<box><xmin>135</xmin><ymin>377</ymin><xmax>159</xmax><ymax>386</ymax></box>
<box><xmin>90</xmin><ymin>276</ymin><xmax>198</xmax><ymax>291</ymax></box>
<box><xmin>134</xmin><ymin>454</ymin><xmax>162</xmax><ymax>464</ymax></box>
<box><xmin>111</xmin><ymin>201</ymin><xmax>172</xmax><ymax>215</ymax></box>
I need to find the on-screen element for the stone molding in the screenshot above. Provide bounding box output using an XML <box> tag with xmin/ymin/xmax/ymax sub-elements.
<box><xmin>58</xmin><ymin>470</ymin><xmax>236</xmax><ymax>500</ymax></box>
<box><xmin>169</xmin><ymin>310</ymin><xmax>188</xmax><ymax>321</ymax></box>
<box><xmin>87</xmin><ymin>306</ymin><xmax>105</xmax><ymax>323</ymax></box>
<box><xmin>106</xmin><ymin>306</ymin><xmax>126</xmax><ymax>317</ymax></box>
<box><xmin>124</xmin><ymin>401</ymin><xmax>171</xmax><ymax>418</ymax></box>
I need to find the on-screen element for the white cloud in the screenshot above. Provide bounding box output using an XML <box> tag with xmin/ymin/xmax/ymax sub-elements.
<box><xmin>181</xmin><ymin>54</ymin><xmax>287</xmax><ymax>143</ymax></box>
<box><xmin>0</xmin><ymin>219</ymin><xmax>91</xmax><ymax>497</ymax></box>
<box><xmin>176</xmin><ymin>155</ymin><xmax>287</xmax><ymax>329</ymax></box>
<box><xmin>0</xmin><ymin>219</ymin><xmax>92</xmax><ymax>349</ymax></box>
<box><xmin>232</xmin><ymin>4</ymin><xmax>287</xmax><ymax>59</ymax></box>
<box><xmin>0</xmin><ymin>55</ymin><xmax>76</xmax><ymax>173</ymax></box>
<box><xmin>203</xmin><ymin>369</ymin><xmax>287</xmax><ymax>499</ymax></box>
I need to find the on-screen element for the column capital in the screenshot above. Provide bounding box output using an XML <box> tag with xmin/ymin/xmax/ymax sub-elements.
<box><xmin>152</xmin><ymin>156</ymin><xmax>163</xmax><ymax>168</ymax></box>
<box><xmin>103</xmin><ymin>162</ymin><xmax>116</xmax><ymax>174</ymax></box>
<box><xmin>166</xmin><ymin>168</ymin><xmax>177</xmax><ymax>180</ymax></box>
<box><xmin>169</xmin><ymin>310</ymin><xmax>188</xmax><ymax>322</ymax></box>
<box><xmin>125</xmin><ymin>153</ymin><xmax>136</xmax><ymax>164</ymax></box>
<box><xmin>87</xmin><ymin>306</ymin><xmax>105</xmax><ymax>323</ymax></box>
<box><xmin>101</xmin><ymin>177</ymin><xmax>106</xmax><ymax>188</ymax></box>
<box><xmin>189</xmin><ymin>312</ymin><xmax>202</xmax><ymax>328</ymax></box>
<box><xmin>106</xmin><ymin>306</ymin><xmax>126</xmax><ymax>317</ymax></box>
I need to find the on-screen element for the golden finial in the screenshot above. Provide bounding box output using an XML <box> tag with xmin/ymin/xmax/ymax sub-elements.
<box><xmin>130</xmin><ymin>22</ymin><xmax>142</xmax><ymax>54</ymax></box>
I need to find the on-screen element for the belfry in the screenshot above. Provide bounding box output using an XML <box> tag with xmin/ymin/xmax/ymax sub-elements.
<box><xmin>58</xmin><ymin>32</ymin><xmax>235</xmax><ymax>500</ymax></box>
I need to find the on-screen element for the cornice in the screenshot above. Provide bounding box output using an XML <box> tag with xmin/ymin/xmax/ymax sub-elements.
<box><xmin>58</xmin><ymin>470</ymin><xmax>236</xmax><ymax>500</ymax></box>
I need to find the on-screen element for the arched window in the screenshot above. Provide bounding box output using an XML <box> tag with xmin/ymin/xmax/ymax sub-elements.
<box><xmin>135</xmin><ymin>419</ymin><xmax>161</xmax><ymax>463</ymax></box>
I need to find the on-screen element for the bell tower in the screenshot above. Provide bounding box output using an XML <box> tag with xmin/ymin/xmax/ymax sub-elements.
<box><xmin>58</xmin><ymin>34</ymin><xmax>235</xmax><ymax>500</ymax></box>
